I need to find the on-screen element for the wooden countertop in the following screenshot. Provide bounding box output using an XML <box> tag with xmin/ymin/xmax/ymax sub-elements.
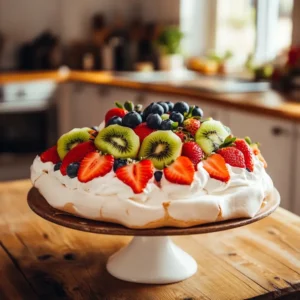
<box><xmin>1</xmin><ymin>180</ymin><xmax>300</xmax><ymax>299</ymax></box>
<box><xmin>1</xmin><ymin>70</ymin><xmax>300</xmax><ymax>121</ymax></box>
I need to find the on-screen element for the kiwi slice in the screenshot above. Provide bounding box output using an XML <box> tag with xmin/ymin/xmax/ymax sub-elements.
<box><xmin>138</xmin><ymin>131</ymin><xmax>182</xmax><ymax>169</ymax></box>
<box><xmin>57</xmin><ymin>128</ymin><xmax>91</xmax><ymax>159</ymax></box>
<box><xmin>195</xmin><ymin>120</ymin><xmax>229</xmax><ymax>155</ymax></box>
<box><xmin>95</xmin><ymin>124</ymin><xmax>140</xmax><ymax>158</ymax></box>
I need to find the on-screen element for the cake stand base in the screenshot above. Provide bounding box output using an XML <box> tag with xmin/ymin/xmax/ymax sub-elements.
<box><xmin>106</xmin><ymin>236</ymin><xmax>197</xmax><ymax>284</ymax></box>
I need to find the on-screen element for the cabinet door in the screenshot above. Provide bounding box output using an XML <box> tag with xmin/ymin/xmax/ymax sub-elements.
<box><xmin>229</xmin><ymin>110</ymin><xmax>294</xmax><ymax>210</ymax></box>
<box><xmin>294</xmin><ymin>125</ymin><xmax>300</xmax><ymax>216</ymax></box>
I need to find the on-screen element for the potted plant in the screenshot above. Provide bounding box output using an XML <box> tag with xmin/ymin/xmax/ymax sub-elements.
<box><xmin>156</xmin><ymin>26</ymin><xmax>184</xmax><ymax>71</ymax></box>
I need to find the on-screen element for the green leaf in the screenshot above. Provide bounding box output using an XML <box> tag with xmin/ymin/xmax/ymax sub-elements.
<box><xmin>219</xmin><ymin>135</ymin><xmax>236</xmax><ymax>149</ymax></box>
<box><xmin>244</xmin><ymin>136</ymin><xmax>252</xmax><ymax>145</ymax></box>
<box><xmin>171</xmin><ymin>122</ymin><xmax>178</xmax><ymax>130</ymax></box>
<box><xmin>134</xmin><ymin>104</ymin><xmax>143</xmax><ymax>112</ymax></box>
<box><xmin>115</xmin><ymin>102</ymin><xmax>123</xmax><ymax>109</ymax></box>
<box><xmin>124</xmin><ymin>101</ymin><xmax>134</xmax><ymax>112</ymax></box>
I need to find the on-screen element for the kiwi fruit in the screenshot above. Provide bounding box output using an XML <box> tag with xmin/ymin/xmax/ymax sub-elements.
<box><xmin>57</xmin><ymin>128</ymin><xmax>91</xmax><ymax>159</ymax></box>
<box><xmin>195</xmin><ymin>120</ymin><xmax>229</xmax><ymax>154</ymax></box>
<box><xmin>138</xmin><ymin>131</ymin><xmax>182</xmax><ymax>169</ymax></box>
<box><xmin>95</xmin><ymin>124</ymin><xmax>140</xmax><ymax>158</ymax></box>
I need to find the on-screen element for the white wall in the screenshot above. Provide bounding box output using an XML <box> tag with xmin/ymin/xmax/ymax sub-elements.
<box><xmin>0</xmin><ymin>0</ymin><xmax>180</xmax><ymax>69</ymax></box>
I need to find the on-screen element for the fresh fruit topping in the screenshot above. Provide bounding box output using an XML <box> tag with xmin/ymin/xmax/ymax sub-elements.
<box><xmin>116</xmin><ymin>160</ymin><xmax>154</xmax><ymax>193</ymax></box>
<box><xmin>217</xmin><ymin>147</ymin><xmax>246</xmax><ymax>168</ymax></box>
<box><xmin>60</xmin><ymin>141</ymin><xmax>96</xmax><ymax>175</ymax></box>
<box><xmin>113</xmin><ymin>158</ymin><xmax>128</xmax><ymax>172</ymax></box>
<box><xmin>124</xmin><ymin>101</ymin><xmax>134</xmax><ymax>112</ymax></box>
<box><xmin>78</xmin><ymin>152</ymin><xmax>114</xmax><ymax>182</ymax></box>
<box><xmin>219</xmin><ymin>135</ymin><xmax>236</xmax><ymax>148</ymax></box>
<box><xmin>161</xmin><ymin>113</ymin><xmax>170</xmax><ymax>120</ymax></box>
<box><xmin>95</xmin><ymin>124</ymin><xmax>140</xmax><ymax>159</ymax></box>
<box><xmin>165</xmin><ymin>101</ymin><xmax>174</xmax><ymax>111</ymax></box>
<box><xmin>57</xmin><ymin>128</ymin><xmax>92</xmax><ymax>160</ymax></box>
<box><xmin>182</xmin><ymin>142</ymin><xmax>204</xmax><ymax>167</ymax></box>
<box><xmin>202</xmin><ymin>154</ymin><xmax>230</xmax><ymax>182</ymax></box>
<box><xmin>67</xmin><ymin>162</ymin><xmax>80</xmax><ymax>178</ymax></box>
<box><xmin>172</xmin><ymin>101</ymin><xmax>189</xmax><ymax>115</ymax></box>
<box><xmin>90</xmin><ymin>126</ymin><xmax>99</xmax><ymax>131</ymax></box>
<box><xmin>173</xmin><ymin>131</ymin><xmax>185</xmax><ymax>142</ymax></box>
<box><xmin>160</xmin><ymin>119</ymin><xmax>173</xmax><ymax>130</ymax></box>
<box><xmin>138</xmin><ymin>131</ymin><xmax>182</xmax><ymax>169</ymax></box>
<box><xmin>154</xmin><ymin>171</ymin><xmax>163</xmax><ymax>182</ymax></box>
<box><xmin>106</xmin><ymin>116</ymin><xmax>122</xmax><ymax>127</ymax></box>
<box><xmin>122</xmin><ymin>111</ymin><xmax>142</xmax><ymax>128</ymax></box>
<box><xmin>195</xmin><ymin>120</ymin><xmax>229</xmax><ymax>155</ymax></box>
<box><xmin>234</xmin><ymin>139</ymin><xmax>254</xmax><ymax>172</ymax></box>
<box><xmin>40</xmin><ymin>145</ymin><xmax>61</xmax><ymax>164</ymax></box>
<box><xmin>105</xmin><ymin>108</ymin><xmax>127</xmax><ymax>124</ymax></box>
<box><xmin>133</xmin><ymin>123</ymin><xmax>156</xmax><ymax>143</ymax></box>
<box><xmin>143</xmin><ymin>103</ymin><xmax>164</xmax><ymax>120</ymax></box>
<box><xmin>169</xmin><ymin>111</ymin><xmax>184</xmax><ymax>125</ymax></box>
<box><xmin>183</xmin><ymin>118</ymin><xmax>201</xmax><ymax>136</ymax></box>
<box><xmin>192</xmin><ymin>106</ymin><xmax>203</xmax><ymax>117</ymax></box>
<box><xmin>249</xmin><ymin>143</ymin><xmax>267</xmax><ymax>168</ymax></box>
<box><xmin>157</xmin><ymin>102</ymin><xmax>169</xmax><ymax>113</ymax></box>
<box><xmin>54</xmin><ymin>162</ymin><xmax>62</xmax><ymax>171</ymax></box>
<box><xmin>134</xmin><ymin>104</ymin><xmax>143</xmax><ymax>113</ymax></box>
<box><xmin>146</xmin><ymin>113</ymin><xmax>162</xmax><ymax>129</ymax></box>
<box><xmin>163</xmin><ymin>156</ymin><xmax>195</xmax><ymax>185</ymax></box>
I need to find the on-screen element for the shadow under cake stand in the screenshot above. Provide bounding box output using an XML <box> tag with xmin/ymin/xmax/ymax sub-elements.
<box><xmin>27</xmin><ymin>187</ymin><xmax>280</xmax><ymax>284</ymax></box>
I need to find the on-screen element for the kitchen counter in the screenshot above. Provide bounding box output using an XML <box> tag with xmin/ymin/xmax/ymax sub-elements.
<box><xmin>1</xmin><ymin>180</ymin><xmax>300</xmax><ymax>299</ymax></box>
<box><xmin>1</xmin><ymin>70</ymin><xmax>300</xmax><ymax>121</ymax></box>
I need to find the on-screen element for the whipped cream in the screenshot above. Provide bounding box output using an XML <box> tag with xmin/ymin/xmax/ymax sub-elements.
<box><xmin>31</xmin><ymin>155</ymin><xmax>274</xmax><ymax>228</ymax></box>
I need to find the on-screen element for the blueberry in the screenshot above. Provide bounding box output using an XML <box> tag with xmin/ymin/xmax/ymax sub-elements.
<box><xmin>54</xmin><ymin>162</ymin><xmax>62</xmax><ymax>171</ymax></box>
<box><xmin>143</xmin><ymin>103</ymin><xmax>155</xmax><ymax>120</ymax></box>
<box><xmin>154</xmin><ymin>171</ymin><xmax>163</xmax><ymax>182</ymax></box>
<box><xmin>160</xmin><ymin>119</ymin><xmax>172</xmax><ymax>130</ymax></box>
<box><xmin>157</xmin><ymin>102</ymin><xmax>169</xmax><ymax>114</ymax></box>
<box><xmin>149</xmin><ymin>103</ymin><xmax>164</xmax><ymax>115</ymax></box>
<box><xmin>122</xmin><ymin>111</ymin><xmax>142</xmax><ymax>128</ymax></box>
<box><xmin>169</xmin><ymin>111</ymin><xmax>184</xmax><ymax>124</ymax></box>
<box><xmin>165</xmin><ymin>101</ymin><xmax>174</xmax><ymax>111</ymax></box>
<box><xmin>172</xmin><ymin>101</ymin><xmax>189</xmax><ymax>115</ymax></box>
<box><xmin>192</xmin><ymin>106</ymin><xmax>203</xmax><ymax>117</ymax></box>
<box><xmin>66</xmin><ymin>162</ymin><xmax>80</xmax><ymax>178</ymax></box>
<box><xmin>106</xmin><ymin>116</ymin><xmax>122</xmax><ymax>127</ymax></box>
<box><xmin>146</xmin><ymin>113</ymin><xmax>162</xmax><ymax>129</ymax></box>
<box><xmin>113</xmin><ymin>159</ymin><xmax>128</xmax><ymax>172</ymax></box>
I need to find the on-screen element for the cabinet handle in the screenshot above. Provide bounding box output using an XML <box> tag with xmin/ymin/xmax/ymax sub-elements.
<box><xmin>271</xmin><ymin>126</ymin><xmax>289</xmax><ymax>136</ymax></box>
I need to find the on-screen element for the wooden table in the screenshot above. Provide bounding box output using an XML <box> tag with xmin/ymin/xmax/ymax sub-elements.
<box><xmin>1</xmin><ymin>180</ymin><xmax>300</xmax><ymax>300</ymax></box>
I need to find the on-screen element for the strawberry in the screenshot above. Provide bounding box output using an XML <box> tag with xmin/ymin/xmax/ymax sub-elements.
<box><xmin>217</xmin><ymin>147</ymin><xmax>246</xmax><ymax>168</ymax></box>
<box><xmin>234</xmin><ymin>139</ymin><xmax>254</xmax><ymax>172</ymax></box>
<box><xmin>40</xmin><ymin>145</ymin><xmax>60</xmax><ymax>164</ymax></box>
<box><xmin>164</xmin><ymin>156</ymin><xmax>195</xmax><ymax>185</ymax></box>
<box><xmin>175</xmin><ymin>131</ymin><xmax>186</xmax><ymax>142</ymax></box>
<box><xmin>182</xmin><ymin>142</ymin><xmax>204</xmax><ymax>167</ymax></box>
<box><xmin>250</xmin><ymin>143</ymin><xmax>267</xmax><ymax>168</ymax></box>
<box><xmin>133</xmin><ymin>123</ymin><xmax>156</xmax><ymax>143</ymax></box>
<box><xmin>116</xmin><ymin>160</ymin><xmax>154</xmax><ymax>193</ymax></box>
<box><xmin>60</xmin><ymin>141</ymin><xmax>96</xmax><ymax>175</ymax></box>
<box><xmin>78</xmin><ymin>152</ymin><xmax>114</xmax><ymax>182</ymax></box>
<box><xmin>183</xmin><ymin>119</ymin><xmax>200</xmax><ymax>136</ymax></box>
<box><xmin>105</xmin><ymin>108</ymin><xmax>127</xmax><ymax>123</ymax></box>
<box><xmin>202</xmin><ymin>153</ymin><xmax>230</xmax><ymax>182</ymax></box>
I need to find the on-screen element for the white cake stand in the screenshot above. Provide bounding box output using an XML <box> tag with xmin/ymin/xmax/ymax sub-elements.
<box><xmin>27</xmin><ymin>187</ymin><xmax>280</xmax><ymax>284</ymax></box>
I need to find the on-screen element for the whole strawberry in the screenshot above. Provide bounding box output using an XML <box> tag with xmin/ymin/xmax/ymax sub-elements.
<box><xmin>133</xmin><ymin>123</ymin><xmax>156</xmax><ymax>143</ymax></box>
<box><xmin>183</xmin><ymin>118</ymin><xmax>200</xmax><ymax>136</ymax></box>
<box><xmin>182</xmin><ymin>142</ymin><xmax>204</xmax><ymax>167</ymax></box>
<box><xmin>217</xmin><ymin>147</ymin><xmax>246</xmax><ymax>168</ymax></box>
<box><xmin>105</xmin><ymin>108</ymin><xmax>127</xmax><ymax>124</ymax></box>
<box><xmin>234</xmin><ymin>139</ymin><xmax>254</xmax><ymax>171</ymax></box>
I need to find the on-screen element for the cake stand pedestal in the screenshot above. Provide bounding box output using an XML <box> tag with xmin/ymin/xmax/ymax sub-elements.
<box><xmin>27</xmin><ymin>188</ymin><xmax>280</xmax><ymax>284</ymax></box>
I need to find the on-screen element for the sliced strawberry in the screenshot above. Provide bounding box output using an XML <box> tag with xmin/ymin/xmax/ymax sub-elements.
<box><xmin>183</xmin><ymin>118</ymin><xmax>201</xmax><ymax>136</ymax></box>
<box><xmin>182</xmin><ymin>142</ymin><xmax>204</xmax><ymax>167</ymax></box>
<box><xmin>60</xmin><ymin>141</ymin><xmax>96</xmax><ymax>175</ymax></box>
<box><xmin>164</xmin><ymin>156</ymin><xmax>195</xmax><ymax>185</ymax></box>
<box><xmin>217</xmin><ymin>147</ymin><xmax>246</xmax><ymax>168</ymax></box>
<box><xmin>105</xmin><ymin>108</ymin><xmax>127</xmax><ymax>123</ymax></box>
<box><xmin>78</xmin><ymin>152</ymin><xmax>114</xmax><ymax>182</ymax></box>
<box><xmin>133</xmin><ymin>123</ymin><xmax>156</xmax><ymax>143</ymax></box>
<box><xmin>40</xmin><ymin>145</ymin><xmax>60</xmax><ymax>164</ymax></box>
<box><xmin>234</xmin><ymin>139</ymin><xmax>254</xmax><ymax>172</ymax></box>
<box><xmin>202</xmin><ymin>153</ymin><xmax>230</xmax><ymax>182</ymax></box>
<box><xmin>116</xmin><ymin>160</ymin><xmax>154</xmax><ymax>193</ymax></box>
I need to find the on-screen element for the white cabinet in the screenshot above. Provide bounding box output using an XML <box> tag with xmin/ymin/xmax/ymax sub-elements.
<box><xmin>294</xmin><ymin>125</ymin><xmax>300</xmax><ymax>216</ymax></box>
<box><xmin>229</xmin><ymin>110</ymin><xmax>295</xmax><ymax>210</ymax></box>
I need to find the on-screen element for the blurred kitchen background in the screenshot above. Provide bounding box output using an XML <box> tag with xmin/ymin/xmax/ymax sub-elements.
<box><xmin>0</xmin><ymin>0</ymin><xmax>300</xmax><ymax>214</ymax></box>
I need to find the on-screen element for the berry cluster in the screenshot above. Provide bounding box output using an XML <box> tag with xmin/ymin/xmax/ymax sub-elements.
<box><xmin>40</xmin><ymin>100</ymin><xmax>267</xmax><ymax>194</ymax></box>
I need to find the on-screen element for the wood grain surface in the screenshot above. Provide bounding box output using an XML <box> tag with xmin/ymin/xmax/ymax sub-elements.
<box><xmin>1</xmin><ymin>70</ymin><xmax>300</xmax><ymax>121</ymax></box>
<box><xmin>1</xmin><ymin>180</ymin><xmax>300</xmax><ymax>300</ymax></box>
<box><xmin>27</xmin><ymin>187</ymin><xmax>280</xmax><ymax>236</ymax></box>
